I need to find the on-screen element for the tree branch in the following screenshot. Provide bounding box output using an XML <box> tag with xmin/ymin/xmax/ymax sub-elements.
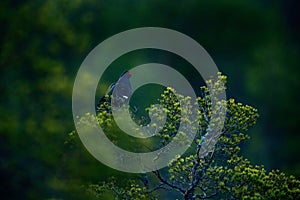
<box><xmin>152</xmin><ymin>170</ymin><xmax>185</xmax><ymax>194</ymax></box>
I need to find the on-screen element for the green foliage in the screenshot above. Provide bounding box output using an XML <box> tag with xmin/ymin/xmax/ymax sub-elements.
<box><xmin>1</xmin><ymin>1</ymin><xmax>299</xmax><ymax>199</ymax></box>
<box><xmin>88</xmin><ymin>178</ymin><xmax>156</xmax><ymax>200</ymax></box>
<box><xmin>85</xmin><ymin>73</ymin><xmax>300</xmax><ymax>199</ymax></box>
<box><xmin>218</xmin><ymin>155</ymin><xmax>300</xmax><ymax>199</ymax></box>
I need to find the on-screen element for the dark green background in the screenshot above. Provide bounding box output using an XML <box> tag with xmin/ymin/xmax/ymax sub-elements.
<box><xmin>1</xmin><ymin>0</ymin><xmax>299</xmax><ymax>199</ymax></box>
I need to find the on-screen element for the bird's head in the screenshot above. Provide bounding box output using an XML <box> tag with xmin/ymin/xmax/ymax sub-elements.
<box><xmin>120</xmin><ymin>70</ymin><xmax>132</xmax><ymax>79</ymax></box>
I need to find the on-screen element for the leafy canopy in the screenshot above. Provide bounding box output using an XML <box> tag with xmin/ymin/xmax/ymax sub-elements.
<box><xmin>71</xmin><ymin>73</ymin><xmax>300</xmax><ymax>200</ymax></box>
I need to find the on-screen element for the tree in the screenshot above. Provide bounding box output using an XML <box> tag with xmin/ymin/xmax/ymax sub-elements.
<box><xmin>2</xmin><ymin>1</ymin><xmax>298</xmax><ymax>199</ymax></box>
<box><xmin>69</xmin><ymin>73</ymin><xmax>300</xmax><ymax>199</ymax></box>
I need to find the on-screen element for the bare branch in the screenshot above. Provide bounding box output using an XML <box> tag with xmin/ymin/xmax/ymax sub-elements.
<box><xmin>152</xmin><ymin>170</ymin><xmax>186</xmax><ymax>194</ymax></box>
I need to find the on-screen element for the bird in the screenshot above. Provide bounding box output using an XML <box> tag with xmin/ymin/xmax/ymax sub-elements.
<box><xmin>96</xmin><ymin>71</ymin><xmax>132</xmax><ymax>112</ymax></box>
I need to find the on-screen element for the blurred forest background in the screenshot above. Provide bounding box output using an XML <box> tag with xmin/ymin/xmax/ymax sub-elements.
<box><xmin>1</xmin><ymin>0</ymin><xmax>299</xmax><ymax>199</ymax></box>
